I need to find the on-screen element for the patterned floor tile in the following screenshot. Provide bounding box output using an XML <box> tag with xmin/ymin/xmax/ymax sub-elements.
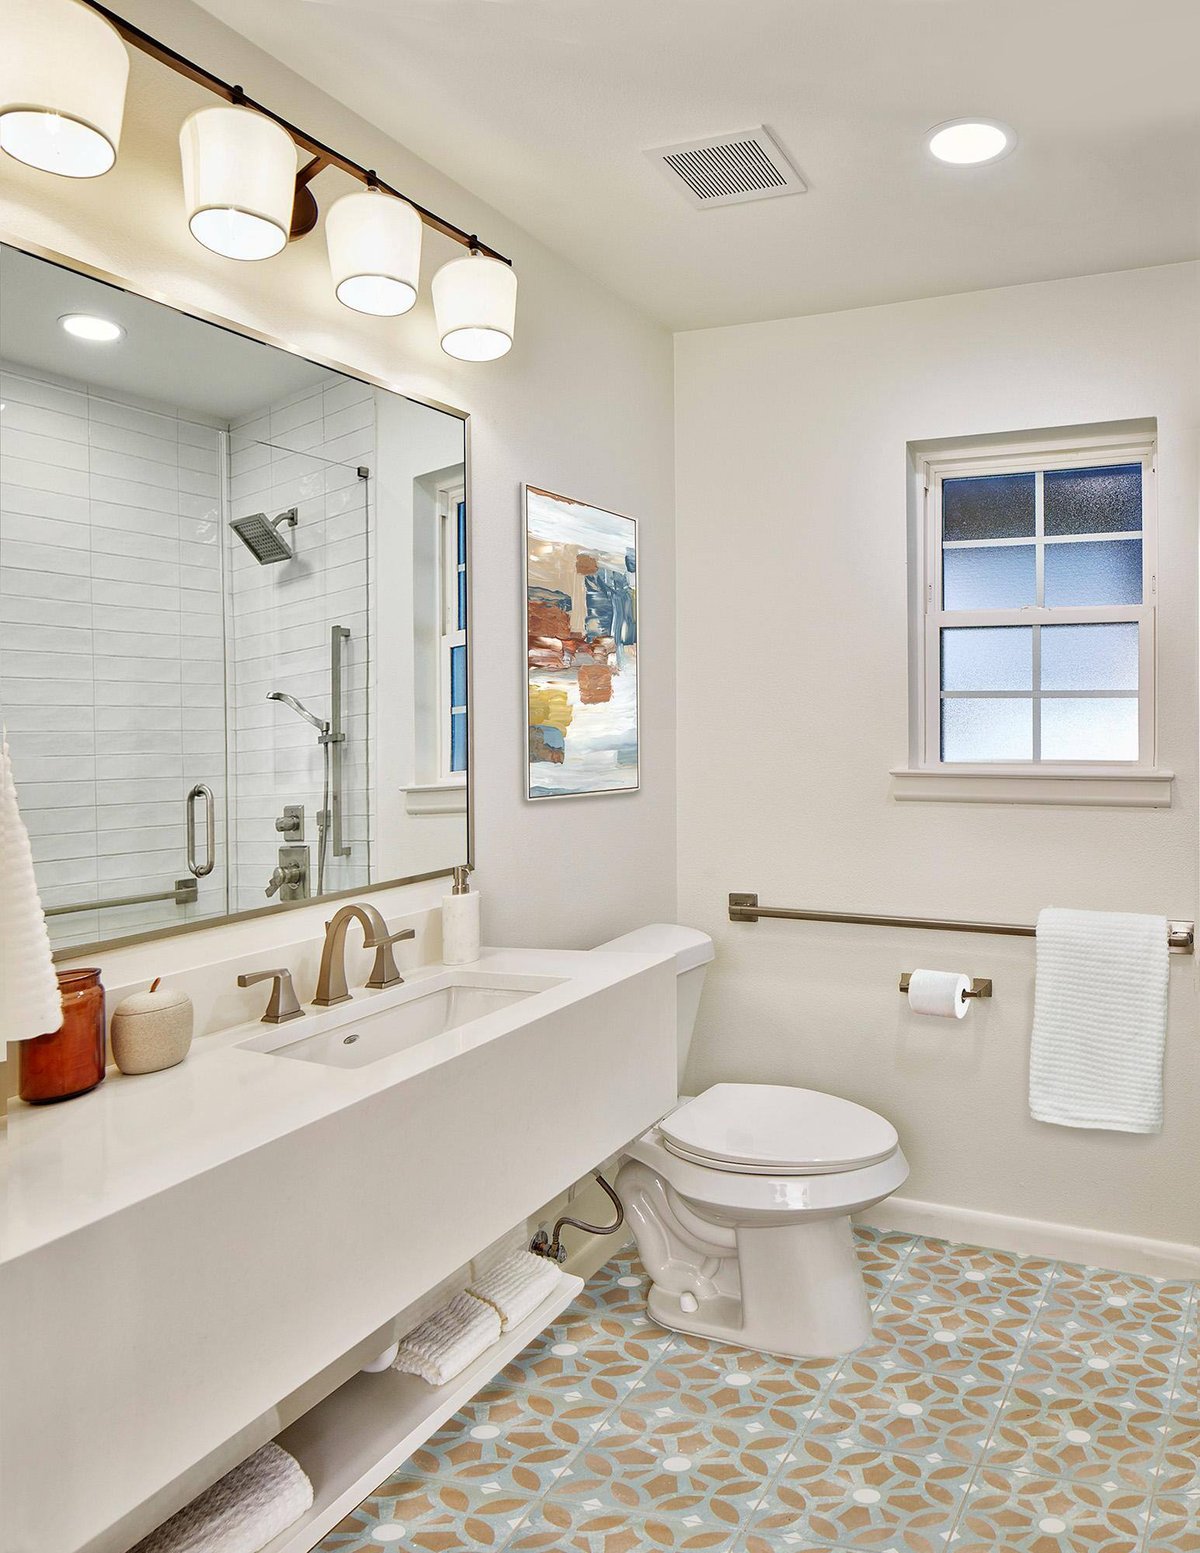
<box><xmin>983</xmin><ymin>1385</ymin><xmax>1167</xmax><ymax>1487</ymax></box>
<box><xmin>628</xmin><ymin>1335</ymin><xmax>832</xmax><ymax>1433</ymax></box>
<box><xmin>552</xmin><ymin>1412</ymin><xmax>794</xmax><ymax>1528</ymax></box>
<box><xmin>857</xmin><ymin>1289</ymin><xmax>1029</xmax><ymax>1377</ymax></box>
<box><xmin>804</xmin><ymin>1359</ymin><xmax>1006</xmax><ymax>1462</ymax></box>
<box><xmin>407</xmin><ymin>1377</ymin><xmax>605</xmax><ymax>1494</ymax></box>
<box><xmin>313</xmin><ymin>1238</ymin><xmax>1198</xmax><ymax>1553</ymax></box>
<box><xmin>743</xmin><ymin>1437</ymin><xmax>970</xmax><ymax>1551</ymax></box>
<box><xmin>507</xmin><ymin>1496</ymin><xmax>742</xmax><ymax>1551</ymax></box>
<box><xmin>954</xmin><ymin>1466</ymin><xmax>1151</xmax><ymax>1552</ymax></box>
<box><xmin>1144</xmin><ymin>1488</ymin><xmax>1200</xmax><ymax>1550</ymax></box>
<box><xmin>1017</xmin><ymin>1328</ymin><xmax>1180</xmax><ymax>1408</ymax></box>
<box><xmin>317</xmin><ymin>1474</ymin><xmax>535</xmax><ymax>1551</ymax></box>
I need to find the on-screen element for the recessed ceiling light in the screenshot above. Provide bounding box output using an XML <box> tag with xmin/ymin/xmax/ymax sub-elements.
<box><xmin>926</xmin><ymin>119</ymin><xmax>1014</xmax><ymax>166</ymax></box>
<box><xmin>59</xmin><ymin>313</ymin><xmax>125</xmax><ymax>343</ymax></box>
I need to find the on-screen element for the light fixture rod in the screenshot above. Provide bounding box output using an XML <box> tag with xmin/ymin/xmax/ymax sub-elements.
<box><xmin>77</xmin><ymin>0</ymin><xmax>513</xmax><ymax>267</ymax></box>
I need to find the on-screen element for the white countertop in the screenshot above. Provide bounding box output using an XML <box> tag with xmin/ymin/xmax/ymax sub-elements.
<box><xmin>0</xmin><ymin>945</ymin><xmax>668</xmax><ymax>1266</ymax></box>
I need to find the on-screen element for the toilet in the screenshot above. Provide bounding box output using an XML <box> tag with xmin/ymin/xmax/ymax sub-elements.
<box><xmin>595</xmin><ymin>925</ymin><xmax>909</xmax><ymax>1358</ymax></box>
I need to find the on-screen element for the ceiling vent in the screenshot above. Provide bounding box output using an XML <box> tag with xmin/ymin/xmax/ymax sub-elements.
<box><xmin>646</xmin><ymin>127</ymin><xmax>806</xmax><ymax>209</ymax></box>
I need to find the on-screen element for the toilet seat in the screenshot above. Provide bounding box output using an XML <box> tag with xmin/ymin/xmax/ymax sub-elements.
<box><xmin>658</xmin><ymin>1082</ymin><xmax>899</xmax><ymax>1177</ymax></box>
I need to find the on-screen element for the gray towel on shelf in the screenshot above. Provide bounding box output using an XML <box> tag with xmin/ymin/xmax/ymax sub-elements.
<box><xmin>130</xmin><ymin>1443</ymin><xmax>312</xmax><ymax>1553</ymax></box>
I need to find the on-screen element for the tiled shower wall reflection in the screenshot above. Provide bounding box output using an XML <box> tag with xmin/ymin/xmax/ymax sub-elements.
<box><xmin>0</xmin><ymin>361</ymin><xmax>226</xmax><ymax>949</ymax></box>
<box><xmin>227</xmin><ymin>378</ymin><xmax>373</xmax><ymax>910</ymax></box>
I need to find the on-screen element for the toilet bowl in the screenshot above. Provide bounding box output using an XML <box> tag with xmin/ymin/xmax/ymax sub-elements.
<box><xmin>594</xmin><ymin>926</ymin><xmax>908</xmax><ymax>1359</ymax></box>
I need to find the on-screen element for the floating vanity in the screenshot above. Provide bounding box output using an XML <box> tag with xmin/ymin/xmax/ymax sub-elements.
<box><xmin>0</xmin><ymin>944</ymin><xmax>677</xmax><ymax>1553</ymax></box>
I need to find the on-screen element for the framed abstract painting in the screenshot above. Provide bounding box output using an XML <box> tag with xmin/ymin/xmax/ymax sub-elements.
<box><xmin>525</xmin><ymin>485</ymin><xmax>639</xmax><ymax>800</ymax></box>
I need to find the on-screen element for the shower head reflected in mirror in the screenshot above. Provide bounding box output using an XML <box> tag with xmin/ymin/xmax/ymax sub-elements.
<box><xmin>230</xmin><ymin>507</ymin><xmax>298</xmax><ymax>564</ymax></box>
<box><xmin>267</xmin><ymin>691</ymin><xmax>329</xmax><ymax>736</ymax></box>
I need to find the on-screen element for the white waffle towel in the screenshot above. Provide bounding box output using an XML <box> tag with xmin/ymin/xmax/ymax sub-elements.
<box><xmin>130</xmin><ymin>1443</ymin><xmax>312</xmax><ymax>1553</ymax></box>
<box><xmin>0</xmin><ymin>735</ymin><xmax>61</xmax><ymax>1049</ymax></box>
<box><xmin>469</xmin><ymin>1250</ymin><xmax>564</xmax><ymax>1331</ymax></box>
<box><xmin>393</xmin><ymin>1291</ymin><xmax>501</xmax><ymax>1386</ymax></box>
<box><xmin>1029</xmin><ymin>907</ymin><xmax>1169</xmax><ymax>1133</ymax></box>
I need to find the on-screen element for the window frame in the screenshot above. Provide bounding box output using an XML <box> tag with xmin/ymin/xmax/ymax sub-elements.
<box><xmin>437</xmin><ymin>482</ymin><xmax>467</xmax><ymax>785</ymax></box>
<box><xmin>916</xmin><ymin>430</ymin><xmax>1159</xmax><ymax>777</ymax></box>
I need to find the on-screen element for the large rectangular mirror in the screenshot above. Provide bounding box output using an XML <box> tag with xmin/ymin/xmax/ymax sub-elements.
<box><xmin>0</xmin><ymin>243</ymin><xmax>469</xmax><ymax>954</ymax></box>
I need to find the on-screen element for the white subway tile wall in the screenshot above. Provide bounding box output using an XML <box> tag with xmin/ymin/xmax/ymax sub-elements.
<box><xmin>0</xmin><ymin>363</ymin><xmax>227</xmax><ymax>949</ymax></box>
<box><xmin>227</xmin><ymin>378</ymin><xmax>374</xmax><ymax>910</ymax></box>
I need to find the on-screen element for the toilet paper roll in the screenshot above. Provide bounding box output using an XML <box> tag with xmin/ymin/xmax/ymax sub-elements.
<box><xmin>907</xmin><ymin>968</ymin><xmax>971</xmax><ymax>1019</ymax></box>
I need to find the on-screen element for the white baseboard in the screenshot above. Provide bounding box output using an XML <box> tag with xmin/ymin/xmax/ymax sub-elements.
<box><xmin>857</xmin><ymin>1195</ymin><xmax>1200</xmax><ymax>1280</ymax></box>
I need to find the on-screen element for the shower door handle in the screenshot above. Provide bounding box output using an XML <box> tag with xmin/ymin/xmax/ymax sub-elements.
<box><xmin>186</xmin><ymin>783</ymin><xmax>215</xmax><ymax>878</ymax></box>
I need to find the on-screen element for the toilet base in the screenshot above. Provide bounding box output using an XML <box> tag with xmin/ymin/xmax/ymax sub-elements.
<box><xmin>643</xmin><ymin>1214</ymin><xmax>872</xmax><ymax>1359</ymax></box>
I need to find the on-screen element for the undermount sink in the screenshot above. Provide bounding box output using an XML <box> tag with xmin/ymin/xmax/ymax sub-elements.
<box><xmin>238</xmin><ymin>971</ymin><xmax>565</xmax><ymax>1069</ymax></box>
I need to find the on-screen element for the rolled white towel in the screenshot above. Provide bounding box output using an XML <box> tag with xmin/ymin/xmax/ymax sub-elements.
<box><xmin>130</xmin><ymin>1443</ymin><xmax>312</xmax><ymax>1553</ymax></box>
<box><xmin>469</xmin><ymin>1249</ymin><xmax>564</xmax><ymax>1331</ymax></box>
<box><xmin>393</xmin><ymin>1291</ymin><xmax>501</xmax><ymax>1386</ymax></box>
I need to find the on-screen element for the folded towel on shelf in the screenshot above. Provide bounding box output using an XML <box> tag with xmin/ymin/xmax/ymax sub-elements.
<box><xmin>469</xmin><ymin>1249</ymin><xmax>564</xmax><ymax>1331</ymax></box>
<box><xmin>130</xmin><ymin>1443</ymin><xmax>313</xmax><ymax>1553</ymax></box>
<box><xmin>393</xmin><ymin>1291</ymin><xmax>501</xmax><ymax>1386</ymax></box>
<box><xmin>1029</xmin><ymin>906</ymin><xmax>1169</xmax><ymax>1134</ymax></box>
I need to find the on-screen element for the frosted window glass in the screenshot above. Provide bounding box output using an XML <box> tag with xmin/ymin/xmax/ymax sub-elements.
<box><xmin>943</xmin><ymin>545</ymin><xmax>1036</xmax><ymax>610</ymax></box>
<box><xmin>1041</xmin><ymin>697</ymin><xmax>1138</xmax><ymax>761</ymax></box>
<box><xmin>943</xmin><ymin>473</ymin><xmax>1035</xmax><ymax>541</ymax></box>
<box><xmin>941</xmin><ymin>697</ymin><xmax>1032</xmax><ymax>762</ymax></box>
<box><xmin>1043</xmin><ymin>539</ymin><xmax>1141</xmax><ymax>606</ymax></box>
<box><xmin>1042</xmin><ymin>623</ymin><xmax>1138</xmax><ymax>692</ymax></box>
<box><xmin>941</xmin><ymin>627</ymin><xmax>1032</xmax><ymax>691</ymax></box>
<box><xmin>1044</xmin><ymin>464</ymin><xmax>1141</xmax><ymax>536</ymax></box>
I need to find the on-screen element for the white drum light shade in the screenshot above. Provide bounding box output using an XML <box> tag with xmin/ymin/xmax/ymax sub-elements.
<box><xmin>432</xmin><ymin>251</ymin><xmax>517</xmax><ymax>361</ymax></box>
<box><xmin>326</xmin><ymin>188</ymin><xmax>422</xmax><ymax>316</ymax></box>
<box><xmin>180</xmin><ymin>105</ymin><xmax>297</xmax><ymax>261</ymax></box>
<box><xmin>0</xmin><ymin>0</ymin><xmax>129</xmax><ymax>178</ymax></box>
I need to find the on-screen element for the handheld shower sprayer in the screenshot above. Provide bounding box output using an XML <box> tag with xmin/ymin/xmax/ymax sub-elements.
<box><xmin>266</xmin><ymin>690</ymin><xmax>329</xmax><ymax>737</ymax></box>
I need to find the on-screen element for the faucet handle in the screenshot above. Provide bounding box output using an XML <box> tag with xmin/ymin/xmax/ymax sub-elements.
<box><xmin>238</xmin><ymin>967</ymin><xmax>304</xmax><ymax>1024</ymax></box>
<box><xmin>364</xmin><ymin>926</ymin><xmax>416</xmax><ymax>990</ymax></box>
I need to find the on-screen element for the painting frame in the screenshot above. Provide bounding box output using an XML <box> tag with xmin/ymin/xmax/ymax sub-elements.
<box><xmin>524</xmin><ymin>484</ymin><xmax>641</xmax><ymax>801</ymax></box>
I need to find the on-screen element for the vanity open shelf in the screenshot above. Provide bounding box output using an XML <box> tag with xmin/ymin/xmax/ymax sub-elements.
<box><xmin>262</xmin><ymin>1273</ymin><xmax>585</xmax><ymax>1553</ymax></box>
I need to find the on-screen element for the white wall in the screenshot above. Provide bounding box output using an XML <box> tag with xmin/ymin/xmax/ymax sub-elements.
<box><xmin>0</xmin><ymin>0</ymin><xmax>675</xmax><ymax>1019</ymax></box>
<box><xmin>675</xmin><ymin>263</ymin><xmax>1200</xmax><ymax>1250</ymax></box>
<box><xmin>0</xmin><ymin>358</ymin><xmax>227</xmax><ymax>948</ymax></box>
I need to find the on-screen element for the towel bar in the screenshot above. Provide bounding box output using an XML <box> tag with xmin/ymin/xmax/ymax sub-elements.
<box><xmin>728</xmin><ymin>894</ymin><xmax>1195</xmax><ymax>954</ymax></box>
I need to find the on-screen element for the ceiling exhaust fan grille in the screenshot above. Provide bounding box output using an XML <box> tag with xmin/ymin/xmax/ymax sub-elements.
<box><xmin>648</xmin><ymin>127</ymin><xmax>805</xmax><ymax>209</ymax></box>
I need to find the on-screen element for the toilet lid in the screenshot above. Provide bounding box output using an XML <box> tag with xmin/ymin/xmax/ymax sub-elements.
<box><xmin>658</xmin><ymin>1083</ymin><xmax>899</xmax><ymax>1176</ymax></box>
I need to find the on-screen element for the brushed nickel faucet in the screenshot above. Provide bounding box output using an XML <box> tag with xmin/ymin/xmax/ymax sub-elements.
<box><xmin>313</xmin><ymin>903</ymin><xmax>415</xmax><ymax>1007</ymax></box>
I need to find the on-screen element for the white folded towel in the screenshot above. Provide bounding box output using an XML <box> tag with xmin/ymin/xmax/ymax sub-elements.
<box><xmin>130</xmin><ymin>1443</ymin><xmax>313</xmax><ymax>1553</ymax></box>
<box><xmin>393</xmin><ymin>1291</ymin><xmax>501</xmax><ymax>1386</ymax></box>
<box><xmin>469</xmin><ymin>1249</ymin><xmax>564</xmax><ymax>1331</ymax></box>
<box><xmin>1029</xmin><ymin>907</ymin><xmax>1169</xmax><ymax>1133</ymax></box>
<box><xmin>0</xmin><ymin>735</ymin><xmax>62</xmax><ymax>1050</ymax></box>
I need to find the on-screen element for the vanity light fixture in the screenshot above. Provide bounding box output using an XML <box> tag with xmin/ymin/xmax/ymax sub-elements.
<box><xmin>0</xmin><ymin>0</ymin><xmax>129</xmax><ymax>178</ymax></box>
<box><xmin>432</xmin><ymin>247</ymin><xmax>519</xmax><ymax>362</ymax></box>
<box><xmin>180</xmin><ymin>102</ymin><xmax>297</xmax><ymax>261</ymax></box>
<box><xmin>325</xmin><ymin>181</ymin><xmax>422</xmax><ymax>316</ymax></box>
<box><xmin>59</xmin><ymin>312</ymin><xmax>125</xmax><ymax>342</ymax></box>
<box><xmin>8</xmin><ymin>0</ymin><xmax>517</xmax><ymax>353</ymax></box>
<box><xmin>926</xmin><ymin>118</ymin><xmax>1014</xmax><ymax>166</ymax></box>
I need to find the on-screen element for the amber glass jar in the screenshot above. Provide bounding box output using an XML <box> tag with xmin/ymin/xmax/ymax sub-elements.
<box><xmin>18</xmin><ymin>968</ymin><xmax>107</xmax><ymax>1104</ymax></box>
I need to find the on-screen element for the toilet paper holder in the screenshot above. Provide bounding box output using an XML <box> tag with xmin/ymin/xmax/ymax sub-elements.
<box><xmin>899</xmin><ymin>972</ymin><xmax>992</xmax><ymax>999</ymax></box>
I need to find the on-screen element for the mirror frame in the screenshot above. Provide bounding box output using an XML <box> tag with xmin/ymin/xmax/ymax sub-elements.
<box><xmin>0</xmin><ymin>234</ymin><xmax>474</xmax><ymax>961</ymax></box>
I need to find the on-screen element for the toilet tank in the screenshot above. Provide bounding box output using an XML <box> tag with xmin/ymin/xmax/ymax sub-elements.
<box><xmin>592</xmin><ymin>924</ymin><xmax>714</xmax><ymax>1091</ymax></box>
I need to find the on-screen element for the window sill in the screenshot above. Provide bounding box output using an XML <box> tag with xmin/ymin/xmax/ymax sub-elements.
<box><xmin>889</xmin><ymin>766</ymin><xmax>1174</xmax><ymax>808</ymax></box>
<box><xmin>403</xmin><ymin>780</ymin><xmax>467</xmax><ymax>817</ymax></box>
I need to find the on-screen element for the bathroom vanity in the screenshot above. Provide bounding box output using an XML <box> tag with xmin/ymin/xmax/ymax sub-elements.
<box><xmin>0</xmin><ymin>944</ymin><xmax>677</xmax><ymax>1553</ymax></box>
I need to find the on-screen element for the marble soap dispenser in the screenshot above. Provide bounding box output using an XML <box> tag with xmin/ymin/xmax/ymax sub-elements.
<box><xmin>442</xmin><ymin>865</ymin><xmax>479</xmax><ymax>965</ymax></box>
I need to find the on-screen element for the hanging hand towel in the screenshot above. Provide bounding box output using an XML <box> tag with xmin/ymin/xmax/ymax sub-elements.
<box><xmin>468</xmin><ymin>1249</ymin><xmax>564</xmax><ymax>1331</ymax></box>
<box><xmin>1029</xmin><ymin>907</ymin><xmax>1169</xmax><ymax>1133</ymax></box>
<box><xmin>393</xmin><ymin>1290</ymin><xmax>502</xmax><ymax>1386</ymax></box>
<box><xmin>129</xmin><ymin>1443</ymin><xmax>313</xmax><ymax>1553</ymax></box>
<box><xmin>0</xmin><ymin>734</ymin><xmax>61</xmax><ymax>1050</ymax></box>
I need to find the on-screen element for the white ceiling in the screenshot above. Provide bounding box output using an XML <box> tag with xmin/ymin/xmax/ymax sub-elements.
<box><xmin>194</xmin><ymin>0</ymin><xmax>1200</xmax><ymax>331</ymax></box>
<box><xmin>0</xmin><ymin>244</ymin><xmax>331</xmax><ymax>420</ymax></box>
